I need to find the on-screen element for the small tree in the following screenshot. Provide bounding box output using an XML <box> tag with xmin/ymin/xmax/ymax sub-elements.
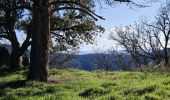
<box><xmin>110</xmin><ymin>2</ymin><xmax>170</xmax><ymax>67</ymax></box>
<box><xmin>92</xmin><ymin>48</ymin><xmax>113</xmax><ymax>73</ymax></box>
<box><xmin>49</xmin><ymin>45</ymin><xmax>77</xmax><ymax>69</ymax></box>
<box><xmin>0</xmin><ymin>0</ymin><xmax>32</xmax><ymax>69</ymax></box>
<box><xmin>109</xmin><ymin>47</ymin><xmax>135</xmax><ymax>71</ymax></box>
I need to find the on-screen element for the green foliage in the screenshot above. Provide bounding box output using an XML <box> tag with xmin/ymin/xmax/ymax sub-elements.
<box><xmin>0</xmin><ymin>68</ymin><xmax>170</xmax><ymax>100</ymax></box>
<box><xmin>49</xmin><ymin>0</ymin><xmax>105</xmax><ymax>52</ymax></box>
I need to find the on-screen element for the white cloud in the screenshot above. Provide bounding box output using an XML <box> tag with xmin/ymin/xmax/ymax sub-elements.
<box><xmin>80</xmin><ymin>28</ymin><xmax>118</xmax><ymax>53</ymax></box>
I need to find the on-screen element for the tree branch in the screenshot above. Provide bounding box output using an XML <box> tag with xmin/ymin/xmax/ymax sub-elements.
<box><xmin>50</xmin><ymin>1</ymin><xmax>105</xmax><ymax>20</ymax></box>
<box><xmin>0</xmin><ymin>35</ymin><xmax>10</xmax><ymax>40</ymax></box>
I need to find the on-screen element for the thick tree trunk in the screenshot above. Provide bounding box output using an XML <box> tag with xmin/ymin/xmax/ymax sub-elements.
<box><xmin>27</xmin><ymin>0</ymin><xmax>50</xmax><ymax>81</ymax></box>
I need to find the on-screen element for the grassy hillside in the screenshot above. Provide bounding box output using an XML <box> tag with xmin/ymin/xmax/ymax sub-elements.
<box><xmin>0</xmin><ymin>68</ymin><xmax>170</xmax><ymax>100</ymax></box>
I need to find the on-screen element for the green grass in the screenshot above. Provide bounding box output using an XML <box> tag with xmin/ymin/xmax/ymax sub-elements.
<box><xmin>0</xmin><ymin>68</ymin><xmax>170</xmax><ymax>100</ymax></box>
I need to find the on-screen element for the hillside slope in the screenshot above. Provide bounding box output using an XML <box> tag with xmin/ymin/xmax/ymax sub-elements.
<box><xmin>0</xmin><ymin>68</ymin><xmax>170</xmax><ymax>100</ymax></box>
<box><xmin>50</xmin><ymin>54</ymin><xmax>119</xmax><ymax>71</ymax></box>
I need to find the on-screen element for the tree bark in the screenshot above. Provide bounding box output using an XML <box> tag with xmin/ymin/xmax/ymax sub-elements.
<box><xmin>0</xmin><ymin>46</ymin><xmax>9</xmax><ymax>66</ymax></box>
<box><xmin>8</xmin><ymin>39</ymin><xmax>31</xmax><ymax>69</ymax></box>
<box><xmin>27</xmin><ymin>0</ymin><xmax>50</xmax><ymax>81</ymax></box>
<box><xmin>9</xmin><ymin>34</ymin><xmax>21</xmax><ymax>70</ymax></box>
<box><xmin>9</xmin><ymin>51</ymin><xmax>20</xmax><ymax>70</ymax></box>
<box><xmin>164</xmin><ymin>48</ymin><xmax>169</xmax><ymax>66</ymax></box>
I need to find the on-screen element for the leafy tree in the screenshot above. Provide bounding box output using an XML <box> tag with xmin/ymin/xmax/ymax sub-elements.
<box><xmin>0</xmin><ymin>0</ymin><xmax>32</xmax><ymax>69</ymax></box>
<box><xmin>0</xmin><ymin>0</ymin><xmax>103</xmax><ymax>70</ymax></box>
<box><xmin>27</xmin><ymin>0</ymin><xmax>106</xmax><ymax>81</ymax></box>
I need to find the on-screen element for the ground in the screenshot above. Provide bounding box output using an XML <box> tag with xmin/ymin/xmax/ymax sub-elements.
<box><xmin>0</xmin><ymin>68</ymin><xmax>170</xmax><ymax>100</ymax></box>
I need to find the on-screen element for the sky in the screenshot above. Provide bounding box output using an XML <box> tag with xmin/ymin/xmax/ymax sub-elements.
<box><xmin>79</xmin><ymin>1</ymin><xmax>162</xmax><ymax>54</ymax></box>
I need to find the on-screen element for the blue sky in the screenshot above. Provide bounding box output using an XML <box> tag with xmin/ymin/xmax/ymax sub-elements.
<box><xmin>79</xmin><ymin>1</ymin><xmax>162</xmax><ymax>53</ymax></box>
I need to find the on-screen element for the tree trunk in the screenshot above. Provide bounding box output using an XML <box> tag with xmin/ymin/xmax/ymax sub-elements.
<box><xmin>9</xmin><ymin>39</ymin><xmax>21</xmax><ymax>70</ymax></box>
<box><xmin>9</xmin><ymin>51</ymin><xmax>20</xmax><ymax>70</ymax></box>
<box><xmin>27</xmin><ymin>0</ymin><xmax>50</xmax><ymax>81</ymax></box>
<box><xmin>0</xmin><ymin>46</ymin><xmax>9</xmax><ymax>66</ymax></box>
<box><xmin>9</xmin><ymin>41</ymin><xmax>31</xmax><ymax>69</ymax></box>
<box><xmin>164</xmin><ymin>48</ymin><xmax>169</xmax><ymax>66</ymax></box>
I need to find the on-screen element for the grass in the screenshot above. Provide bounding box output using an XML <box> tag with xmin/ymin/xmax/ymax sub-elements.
<box><xmin>0</xmin><ymin>68</ymin><xmax>170</xmax><ymax>100</ymax></box>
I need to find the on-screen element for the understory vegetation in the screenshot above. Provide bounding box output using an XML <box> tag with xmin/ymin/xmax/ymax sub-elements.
<box><xmin>0</xmin><ymin>68</ymin><xmax>170</xmax><ymax>100</ymax></box>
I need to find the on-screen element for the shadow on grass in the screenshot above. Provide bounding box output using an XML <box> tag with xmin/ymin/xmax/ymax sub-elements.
<box><xmin>124</xmin><ymin>85</ymin><xmax>156</xmax><ymax>96</ymax></box>
<box><xmin>0</xmin><ymin>89</ymin><xmax>7</xmax><ymax>97</ymax></box>
<box><xmin>0</xmin><ymin>65</ymin><xmax>25</xmax><ymax>77</ymax></box>
<box><xmin>0</xmin><ymin>67</ymin><xmax>14</xmax><ymax>76</ymax></box>
<box><xmin>79</xmin><ymin>87</ymin><xmax>109</xmax><ymax>98</ymax></box>
<box><xmin>32</xmin><ymin>87</ymin><xmax>57</xmax><ymax>96</ymax></box>
<box><xmin>0</xmin><ymin>80</ymin><xmax>27</xmax><ymax>98</ymax></box>
<box><xmin>0</xmin><ymin>80</ymin><xmax>57</xmax><ymax>98</ymax></box>
<box><xmin>0</xmin><ymin>80</ymin><xmax>26</xmax><ymax>89</ymax></box>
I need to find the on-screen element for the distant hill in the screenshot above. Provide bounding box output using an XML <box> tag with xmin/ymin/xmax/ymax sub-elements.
<box><xmin>75</xmin><ymin>54</ymin><xmax>118</xmax><ymax>71</ymax></box>
<box><xmin>50</xmin><ymin>53</ymin><xmax>122</xmax><ymax>71</ymax></box>
<box><xmin>0</xmin><ymin>44</ymin><xmax>147</xmax><ymax>71</ymax></box>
